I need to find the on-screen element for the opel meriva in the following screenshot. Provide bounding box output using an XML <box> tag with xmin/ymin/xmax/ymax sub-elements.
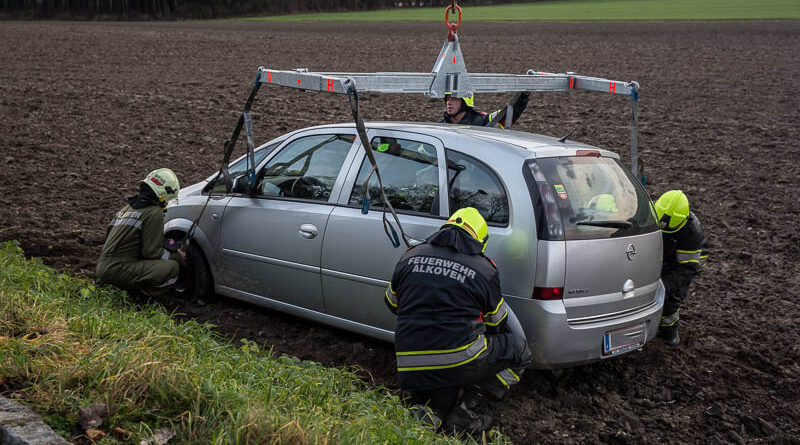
<box><xmin>164</xmin><ymin>122</ymin><xmax>664</xmax><ymax>368</ymax></box>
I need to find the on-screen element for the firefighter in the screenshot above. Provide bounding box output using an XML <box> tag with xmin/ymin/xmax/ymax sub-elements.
<box><xmin>96</xmin><ymin>168</ymin><xmax>185</xmax><ymax>297</ymax></box>
<box><xmin>441</xmin><ymin>92</ymin><xmax>530</xmax><ymax>128</ymax></box>
<box><xmin>385</xmin><ymin>207</ymin><xmax>532</xmax><ymax>433</ymax></box>
<box><xmin>655</xmin><ymin>190</ymin><xmax>709</xmax><ymax>346</ymax></box>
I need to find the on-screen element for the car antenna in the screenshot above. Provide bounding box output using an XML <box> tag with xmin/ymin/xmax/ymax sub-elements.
<box><xmin>558</xmin><ymin>125</ymin><xmax>581</xmax><ymax>143</ymax></box>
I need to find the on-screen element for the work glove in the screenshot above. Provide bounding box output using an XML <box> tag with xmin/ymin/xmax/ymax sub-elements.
<box><xmin>516</xmin><ymin>91</ymin><xmax>530</xmax><ymax>107</ymax></box>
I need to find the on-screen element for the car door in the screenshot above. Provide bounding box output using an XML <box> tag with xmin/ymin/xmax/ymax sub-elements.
<box><xmin>321</xmin><ymin>130</ymin><xmax>448</xmax><ymax>331</ymax></box>
<box><xmin>217</xmin><ymin>130</ymin><xmax>359</xmax><ymax>312</ymax></box>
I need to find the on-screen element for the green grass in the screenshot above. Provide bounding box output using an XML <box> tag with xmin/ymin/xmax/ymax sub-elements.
<box><xmin>243</xmin><ymin>0</ymin><xmax>800</xmax><ymax>22</ymax></box>
<box><xmin>0</xmin><ymin>241</ymin><xmax>508</xmax><ymax>445</ymax></box>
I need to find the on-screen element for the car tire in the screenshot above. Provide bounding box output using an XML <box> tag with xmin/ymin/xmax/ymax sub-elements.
<box><xmin>168</xmin><ymin>233</ymin><xmax>214</xmax><ymax>302</ymax></box>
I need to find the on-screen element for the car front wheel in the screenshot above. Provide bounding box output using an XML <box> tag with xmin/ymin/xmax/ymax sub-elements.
<box><xmin>168</xmin><ymin>234</ymin><xmax>214</xmax><ymax>302</ymax></box>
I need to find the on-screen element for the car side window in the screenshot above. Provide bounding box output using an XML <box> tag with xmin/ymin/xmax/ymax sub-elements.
<box><xmin>446</xmin><ymin>149</ymin><xmax>509</xmax><ymax>225</ymax></box>
<box><xmin>209</xmin><ymin>141</ymin><xmax>282</xmax><ymax>194</ymax></box>
<box><xmin>349</xmin><ymin>137</ymin><xmax>439</xmax><ymax>214</ymax></box>
<box><xmin>255</xmin><ymin>134</ymin><xmax>355</xmax><ymax>201</ymax></box>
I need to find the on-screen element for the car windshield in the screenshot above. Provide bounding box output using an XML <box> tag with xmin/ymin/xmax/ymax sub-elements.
<box><xmin>527</xmin><ymin>156</ymin><xmax>658</xmax><ymax>240</ymax></box>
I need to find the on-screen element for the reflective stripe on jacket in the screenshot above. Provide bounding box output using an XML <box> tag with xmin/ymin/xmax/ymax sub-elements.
<box><xmin>661</xmin><ymin>212</ymin><xmax>708</xmax><ymax>299</ymax></box>
<box><xmin>387</xmin><ymin>227</ymin><xmax>506</xmax><ymax>389</ymax></box>
<box><xmin>396</xmin><ymin>334</ymin><xmax>488</xmax><ymax>371</ymax></box>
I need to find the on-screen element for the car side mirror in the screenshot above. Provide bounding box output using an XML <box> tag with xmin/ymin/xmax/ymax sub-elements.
<box><xmin>231</xmin><ymin>175</ymin><xmax>252</xmax><ymax>195</ymax></box>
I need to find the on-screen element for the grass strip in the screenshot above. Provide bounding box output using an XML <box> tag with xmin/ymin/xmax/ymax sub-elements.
<box><xmin>0</xmin><ymin>241</ymin><xmax>509</xmax><ymax>444</ymax></box>
<box><xmin>242</xmin><ymin>0</ymin><xmax>800</xmax><ymax>22</ymax></box>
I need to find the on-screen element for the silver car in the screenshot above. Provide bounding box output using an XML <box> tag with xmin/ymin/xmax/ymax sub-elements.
<box><xmin>164</xmin><ymin>122</ymin><xmax>664</xmax><ymax>368</ymax></box>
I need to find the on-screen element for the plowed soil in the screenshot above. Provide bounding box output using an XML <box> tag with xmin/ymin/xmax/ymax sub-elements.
<box><xmin>1</xmin><ymin>20</ymin><xmax>799</xmax><ymax>444</ymax></box>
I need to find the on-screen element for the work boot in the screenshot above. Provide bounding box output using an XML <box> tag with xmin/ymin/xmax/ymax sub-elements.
<box><xmin>660</xmin><ymin>324</ymin><xmax>680</xmax><ymax>346</ymax></box>
<box><xmin>409</xmin><ymin>404</ymin><xmax>442</xmax><ymax>430</ymax></box>
<box><xmin>443</xmin><ymin>401</ymin><xmax>493</xmax><ymax>435</ymax></box>
<box><xmin>461</xmin><ymin>385</ymin><xmax>484</xmax><ymax>411</ymax></box>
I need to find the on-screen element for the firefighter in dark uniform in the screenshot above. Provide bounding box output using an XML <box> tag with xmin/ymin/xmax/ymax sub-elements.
<box><xmin>96</xmin><ymin>168</ymin><xmax>185</xmax><ymax>296</ymax></box>
<box><xmin>441</xmin><ymin>92</ymin><xmax>530</xmax><ymax>128</ymax></box>
<box><xmin>654</xmin><ymin>190</ymin><xmax>709</xmax><ymax>346</ymax></box>
<box><xmin>385</xmin><ymin>207</ymin><xmax>532</xmax><ymax>433</ymax></box>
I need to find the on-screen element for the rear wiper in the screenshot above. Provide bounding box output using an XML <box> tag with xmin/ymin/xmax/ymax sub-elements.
<box><xmin>576</xmin><ymin>220</ymin><xmax>632</xmax><ymax>229</ymax></box>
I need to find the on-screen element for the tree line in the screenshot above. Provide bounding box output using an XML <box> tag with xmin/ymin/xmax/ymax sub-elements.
<box><xmin>0</xmin><ymin>0</ymin><xmax>532</xmax><ymax>19</ymax></box>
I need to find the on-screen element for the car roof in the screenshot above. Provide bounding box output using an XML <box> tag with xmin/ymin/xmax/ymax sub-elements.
<box><xmin>295</xmin><ymin>121</ymin><xmax>619</xmax><ymax>160</ymax></box>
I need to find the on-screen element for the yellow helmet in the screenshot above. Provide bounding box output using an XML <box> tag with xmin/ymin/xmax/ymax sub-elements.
<box><xmin>586</xmin><ymin>194</ymin><xmax>618</xmax><ymax>212</ymax></box>
<box><xmin>654</xmin><ymin>190</ymin><xmax>689</xmax><ymax>233</ymax></box>
<box><xmin>444</xmin><ymin>92</ymin><xmax>475</xmax><ymax>108</ymax></box>
<box><xmin>143</xmin><ymin>168</ymin><xmax>180</xmax><ymax>203</ymax></box>
<box><xmin>444</xmin><ymin>207</ymin><xmax>489</xmax><ymax>252</ymax></box>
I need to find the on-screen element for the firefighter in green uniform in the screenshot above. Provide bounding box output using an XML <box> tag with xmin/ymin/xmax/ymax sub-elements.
<box><xmin>385</xmin><ymin>207</ymin><xmax>532</xmax><ymax>433</ymax></box>
<box><xmin>654</xmin><ymin>190</ymin><xmax>709</xmax><ymax>346</ymax></box>
<box><xmin>96</xmin><ymin>168</ymin><xmax>184</xmax><ymax>296</ymax></box>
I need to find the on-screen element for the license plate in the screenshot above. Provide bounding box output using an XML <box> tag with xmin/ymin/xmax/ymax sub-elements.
<box><xmin>603</xmin><ymin>322</ymin><xmax>646</xmax><ymax>356</ymax></box>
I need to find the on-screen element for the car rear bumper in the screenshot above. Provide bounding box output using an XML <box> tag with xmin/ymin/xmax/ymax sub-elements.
<box><xmin>509</xmin><ymin>280</ymin><xmax>665</xmax><ymax>369</ymax></box>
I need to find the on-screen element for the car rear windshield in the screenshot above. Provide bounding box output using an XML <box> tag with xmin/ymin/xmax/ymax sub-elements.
<box><xmin>526</xmin><ymin>156</ymin><xmax>658</xmax><ymax>241</ymax></box>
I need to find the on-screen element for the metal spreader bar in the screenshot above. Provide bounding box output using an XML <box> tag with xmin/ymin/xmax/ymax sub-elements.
<box><xmin>259</xmin><ymin>68</ymin><xmax>637</xmax><ymax>97</ymax></box>
<box><xmin>258</xmin><ymin>35</ymin><xmax>638</xmax><ymax>99</ymax></box>
<box><xmin>257</xmin><ymin>62</ymin><xmax>641</xmax><ymax>179</ymax></box>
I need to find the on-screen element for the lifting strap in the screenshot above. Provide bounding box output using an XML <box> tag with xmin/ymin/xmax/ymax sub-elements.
<box><xmin>344</xmin><ymin>79</ymin><xmax>414</xmax><ymax>248</ymax></box>
<box><xmin>630</xmin><ymin>83</ymin><xmax>641</xmax><ymax>179</ymax></box>
<box><xmin>181</xmin><ymin>71</ymin><xmax>263</xmax><ymax>250</ymax></box>
<box><xmin>220</xmin><ymin>71</ymin><xmax>263</xmax><ymax>194</ymax></box>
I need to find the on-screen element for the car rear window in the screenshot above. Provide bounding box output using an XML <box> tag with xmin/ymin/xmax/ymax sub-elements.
<box><xmin>526</xmin><ymin>156</ymin><xmax>658</xmax><ymax>241</ymax></box>
<box><xmin>446</xmin><ymin>149</ymin><xmax>509</xmax><ymax>226</ymax></box>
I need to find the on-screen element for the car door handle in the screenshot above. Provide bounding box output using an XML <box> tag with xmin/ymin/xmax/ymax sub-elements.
<box><xmin>299</xmin><ymin>224</ymin><xmax>318</xmax><ymax>239</ymax></box>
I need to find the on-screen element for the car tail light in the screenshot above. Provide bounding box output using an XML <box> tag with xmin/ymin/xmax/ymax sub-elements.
<box><xmin>533</xmin><ymin>287</ymin><xmax>564</xmax><ymax>300</ymax></box>
<box><xmin>527</xmin><ymin>162</ymin><xmax>565</xmax><ymax>241</ymax></box>
<box><xmin>576</xmin><ymin>149</ymin><xmax>600</xmax><ymax>157</ymax></box>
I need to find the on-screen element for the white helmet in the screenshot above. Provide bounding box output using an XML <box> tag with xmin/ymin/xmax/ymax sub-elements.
<box><xmin>142</xmin><ymin>168</ymin><xmax>180</xmax><ymax>203</ymax></box>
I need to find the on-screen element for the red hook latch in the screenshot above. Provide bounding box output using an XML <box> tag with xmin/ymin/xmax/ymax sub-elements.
<box><xmin>445</xmin><ymin>3</ymin><xmax>462</xmax><ymax>41</ymax></box>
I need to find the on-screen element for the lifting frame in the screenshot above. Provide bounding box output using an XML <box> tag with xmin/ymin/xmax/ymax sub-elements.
<box><xmin>198</xmin><ymin>5</ymin><xmax>642</xmax><ymax>249</ymax></box>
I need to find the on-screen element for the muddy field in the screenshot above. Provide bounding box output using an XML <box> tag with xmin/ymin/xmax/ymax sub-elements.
<box><xmin>1</xmin><ymin>20</ymin><xmax>799</xmax><ymax>444</ymax></box>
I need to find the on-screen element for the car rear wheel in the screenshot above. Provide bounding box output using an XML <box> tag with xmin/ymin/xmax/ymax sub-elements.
<box><xmin>168</xmin><ymin>234</ymin><xmax>214</xmax><ymax>302</ymax></box>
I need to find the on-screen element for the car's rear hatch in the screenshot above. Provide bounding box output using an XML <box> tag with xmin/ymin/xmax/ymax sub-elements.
<box><xmin>525</xmin><ymin>150</ymin><xmax>662</xmax><ymax>324</ymax></box>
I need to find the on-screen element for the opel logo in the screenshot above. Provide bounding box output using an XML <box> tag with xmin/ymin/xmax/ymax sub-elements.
<box><xmin>626</xmin><ymin>244</ymin><xmax>637</xmax><ymax>261</ymax></box>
